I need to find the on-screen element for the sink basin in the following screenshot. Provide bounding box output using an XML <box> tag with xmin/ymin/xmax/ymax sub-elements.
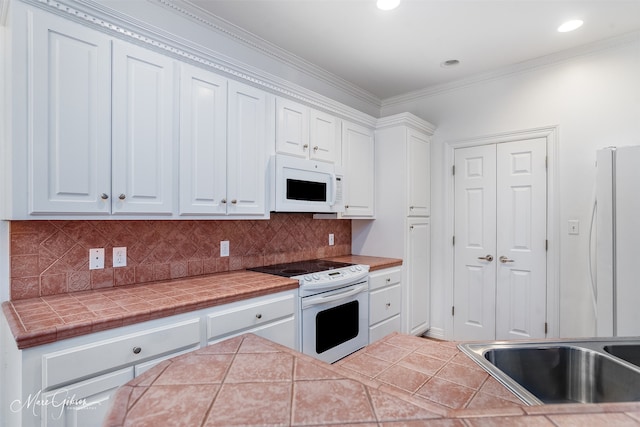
<box><xmin>459</xmin><ymin>339</ymin><xmax>640</xmax><ymax>405</ymax></box>
<box><xmin>604</xmin><ymin>344</ymin><xmax>640</xmax><ymax>367</ymax></box>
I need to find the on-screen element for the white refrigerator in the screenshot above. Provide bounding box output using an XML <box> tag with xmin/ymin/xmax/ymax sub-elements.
<box><xmin>596</xmin><ymin>146</ymin><xmax>640</xmax><ymax>337</ymax></box>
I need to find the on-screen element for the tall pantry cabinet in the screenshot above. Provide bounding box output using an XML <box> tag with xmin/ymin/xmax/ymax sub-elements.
<box><xmin>352</xmin><ymin>113</ymin><xmax>435</xmax><ymax>336</ymax></box>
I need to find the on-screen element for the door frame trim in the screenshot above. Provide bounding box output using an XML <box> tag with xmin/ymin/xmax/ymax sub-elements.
<box><xmin>442</xmin><ymin>126</ymin><xmax>560</xmax><ymax>340</ymax></box>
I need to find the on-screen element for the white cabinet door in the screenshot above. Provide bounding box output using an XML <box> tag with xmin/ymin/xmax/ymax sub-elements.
<box><xmin>407</xmin><ymin>218</ymin><xmax>430</xmax><ymax>335</ymax></box>
<box><xmin>30</xmin><ymin>12</ymin><xmax>111</xmax><ymax>214</ymax></box>
<box><xmin>276</xmin><ymin>97</ymin><xmax>309</xmax><ymax>158</ymax></box>
<box><xmin>407</xmin><ymin>129</ymin><xmax>430</xmax><ymax>217</ymax></box>
<box><xmin>179</xmin><ymin>64</ymin><xmax>227</xmax><ymax>215</ymax></box>
<box><xmin>309</xmin><ymin>109</ymin><xmax>340</xmax><ymax>163</ymax></box>
<box><xmin>111</xmin><ymin>40</ymin><xmax>176</xmax><ymax>215</ymax></box>
<box><xmin>341</xmin><ymin>121</ymin><xmax>375</xmax><ymax>217</ymax></box>
<box><xmin>227</xmin><ymin>80</ymin><xmax>269</xmax><ymax>216</ymax></box>
<box><xmin>41</xmin><ymin>368</ymin><xmax>134</xmax><ymax>427</ymax></box>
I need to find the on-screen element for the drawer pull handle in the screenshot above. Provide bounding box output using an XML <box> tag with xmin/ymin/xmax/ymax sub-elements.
<box><xmin>256</xmin><ymin>313</ymin><xmax>262</xmax><ymax>319</ymax></box>
<box><xmin>386</xmin><ymin>278</ymin><xmax>391</xmax><ymax>283</ymax></box>
<box><xmin>100</xmin><ymin>193</ymin><xmax>109</xmax><ymax>200</ymax></box>
<box><xmin>132</xmin><ymin>346</ymin><xmax>142</xmax><ymax>354</ymax></box>
<box><xmin>119</xmin><ymin>194</ymin><xmax>126</xmax><ymax>200</ymax></box>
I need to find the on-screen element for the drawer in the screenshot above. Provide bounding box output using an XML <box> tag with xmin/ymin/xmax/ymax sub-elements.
<box><xmin>369</xmin><ymin>315</ymin><xmax>401</xmax><ymax>344</ymax></box>
<box><xmin>369</xmin><ymin>267</ymin><xmax>401</xmax><ymax>291</ymax></box>
<box><xmin>370</xmin><ymin>284</ymin><xmax>401</xmax><ymax>325</ymax></box>
<box><xmin>207</xmin><ymin>293</ymin><xmax>295</xmax><ymax>340</ymax></box>
<box><xmin>42</xmin><ymin>318</ymin><xmax>200</xmax><ymax>390</ymax></box>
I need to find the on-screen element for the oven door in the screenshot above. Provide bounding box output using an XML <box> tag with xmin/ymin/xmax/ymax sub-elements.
<box><xmin>301</xmin><ymin>281</ymin><xmax>369</xmax><ymax>363</ymax></box>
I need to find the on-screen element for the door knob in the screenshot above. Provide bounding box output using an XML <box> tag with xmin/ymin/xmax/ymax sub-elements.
<box><xmin>499</xmin><ymin>256</ymin><xmax>515</xmax><ymax>263</ymax></box>
<box><xmin>477</xmin><ymin>255</ymin><xmax>494</xmax><ymax>262</ymax></box>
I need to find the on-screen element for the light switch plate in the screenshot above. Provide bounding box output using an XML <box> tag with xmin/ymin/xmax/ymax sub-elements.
<box><xmin>329</xmin><ymin>234</ymin><xmax>335</xmax><ymax>246</ymax></box>
<box><xmin>89</xmin><ymin>248</ymin><xmax>104</xmax><ymax>270</ymax></box>
<box><xmin>220</xmin><ymin>240</ymin><xmax>230</xmax><ymax>257</ymax></box>
<box><xmin>568</xmin><ymin>220</ymin><xmax>580</xmax><ymax>235</ymax></box>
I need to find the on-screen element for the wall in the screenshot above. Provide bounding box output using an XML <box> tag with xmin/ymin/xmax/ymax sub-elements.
<box><xmin>7</xmin><ymin>214</ymin><xmax>351</xmax><ymax>300</ymax></box>
<box><xmin>381</xmin><ymin>36</ymin><xmax>640</xmax><ymax>338</ymax></box>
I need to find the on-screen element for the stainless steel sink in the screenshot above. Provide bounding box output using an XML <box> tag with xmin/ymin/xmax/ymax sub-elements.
<box><xmin>459</xmin><ymin>338</ymin><xmax>640</xmax><ymax>405</ymax></box>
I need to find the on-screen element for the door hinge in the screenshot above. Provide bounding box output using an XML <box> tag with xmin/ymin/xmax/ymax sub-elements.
<box><xmin>544</xmin><ymin>322</ymin><xmax>548</xmax><ymax>335</ymax></box>
<box><xmin>452</xmin><ymin>235</ymin><xmax>455</xmax><ymax>246</ymax></box>
<box><xmin>452</xmin><ymin>165</ymin><xmax>455</xmax><ymax>175</ymax></box>
<box><xmin>452</xmin><ymin>306</ymin><xmax>455</xmax><ymax>316</ymax></box>
<box><xmin>545</xmin><ymin>156</ymin><xmax>548</xmax><ymax>170</ymax></box>
<box><xmin>546</xmin><ymin>240</ymin><xmax>548</xmax><ymax>251</ymax></box>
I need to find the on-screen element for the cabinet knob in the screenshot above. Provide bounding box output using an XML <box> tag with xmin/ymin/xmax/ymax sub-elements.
<box><xmin>255</xmin><ymin>313</ymin><xmax>262</xmax><ymax>319</ymax></box>
<box><xmin>221</xmin><ymin>198</ymin><xmax>227</xmax><ymax>204</ymax></box>
<box><xmin>231</xmin><ymin>199</ymin><xmax>237</xmax><ymax>204</ymax></box>
<box><xmin>303</xmin><ymin>144</ymin><xmax>309</xmax><ymax>150</ymax></box>
<box><xmin>132</xmin><ymin>346</ymin><xmax>142</xmax><ymax>354</ymax></box>
<box><xmin>313</xmin><ymin>145</ymin><xmax>319</xmax><ymax>152</ymax></box>
<box><xmin>386</xmin><ymin>278</ymin><xmax>391</xmax><ymax>283</ymax></box>
<box><xmin>118</xmin><ymin>194</ymin><xmax>126</xmax><ymax>200</ymax></box>
<box><xmin>100</xmin><ymin>193</ymin><xmax>109</xmax><ymax>200</ymax></box>
<box><xmin>345</xmin><ymin>205</ymin><xmax>349</xmax><ymax>209</ymax></box>
<box><xmin>386</xmin><ymin>303</ymin><xmax>391</xmax><ymax>308</ymax></box>
<box><xmin>410</xmin><ymin>206</ymin><xmax>414</xmax><ymax>210</ymax></box>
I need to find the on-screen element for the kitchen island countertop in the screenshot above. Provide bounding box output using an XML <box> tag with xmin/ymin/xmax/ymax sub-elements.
<box><xmin>104</xmin><ymin>332</ymin><xmax>640</xmax><ymax>426</ymax></box>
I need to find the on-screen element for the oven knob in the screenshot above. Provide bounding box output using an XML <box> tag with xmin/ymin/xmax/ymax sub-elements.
<box><xmin>312</xmin><ymin>274</ymin><xmax>320</xmax><ymax>280</ymax></box>
<box><xmin>355</xmin><ymin>265</ymin><xmax>362</xmax><ymax>271</ymax></box>
<box><xmin>350</xmin><ymin>266</ymin><xmax>356</xmax><ymax>272</ymax></box>
<box><xmin>304</xmin><ymin>275</ymin><xmax>312</xmax><ymax>282</ymax></box>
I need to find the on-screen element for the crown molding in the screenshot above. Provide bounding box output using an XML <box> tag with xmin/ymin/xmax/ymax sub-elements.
<box><xmin>376</xmin><ymin>112</ymin><xmax>435</xmax><ymax>136</ymax></box>
<box><xmin>22</xmin><ymin>0</ymin><xmax>378</xmax><ymax>128</ymax></box>
<box><xmin>157</xmin><ymin>0</ymin><xmax>382</xmax><ymax>112</ymax></box>
<box><xmin>382</xmin><ymin>29</ymin><xmax>640</xmax><ymax>109</ymax></box>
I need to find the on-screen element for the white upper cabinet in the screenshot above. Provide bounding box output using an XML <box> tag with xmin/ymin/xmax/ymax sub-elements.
<box><xmin>276</xmin><ymin>97</ymin><xmax>340</xmax><ymax>163</ymax></box>
<box><xmin>111</xmin><ymin>40</ymin><xmax>177</xmax><ymax>215</ymax></box>
<box><xmin>30</xmin><ymin>12</ymin><xmax>112</xmax><ymax>215</ymax></box>
<box><xmin>341</xmin><ymin>120</ymin><xmax>375</xmax><ymax>217</ymax></box>
<box><xmin>407</xmin><ymin>129</ymin><xmax>431</xmax><ymax>217</ymax></box>
<box><xmin>227</xmin><ymin>80</ymin><xmax>270</xmax><ymax>216</ymax></box>
<box><xmin>179</xmin><ymin>64</ymin><xmax>228</xmax><ymax>215</ymax></box>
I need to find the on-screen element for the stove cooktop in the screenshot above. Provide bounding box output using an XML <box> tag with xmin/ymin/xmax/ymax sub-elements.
<box><xmin>248</xmin><ymin>259</ymin><xmax>354</xmax><ymax>278</ymax></box>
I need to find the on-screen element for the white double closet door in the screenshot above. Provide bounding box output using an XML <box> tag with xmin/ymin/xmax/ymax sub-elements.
<box><xmin>454</xmin><ymin>138</ymin><xmax>547</xmax><ymax>341</ymax></box>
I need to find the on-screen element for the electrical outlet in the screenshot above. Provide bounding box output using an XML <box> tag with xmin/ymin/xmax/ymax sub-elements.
<box><xmin>329</xmin><ymin>233</ymin><xmax>335</xmax><ymax>246</ymax></box>
<box><xmin>220</xmin><ymin>240</ymin><xmax>230</xmax><ymax>257</ymax></box>
<box><xmin>89</xmin><ymin>248</ymin><xmax>104</xmax><ymax>270</ymax></box>
<box><xmin>113</xmin><ymin>247</ymin><xmax>127</xmax><ymax>268</ymax></box>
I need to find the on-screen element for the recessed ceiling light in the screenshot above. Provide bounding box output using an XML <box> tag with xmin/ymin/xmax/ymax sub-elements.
<box><xmin>441</xmin><ymin>59</ymin><xmax>460</xmax><ymax>68</ymax></box>
<box><xmin>377</xmin><ymin>0</ymin><xmax>400</xmax><ymax>11</ymax></box>
<box><xmin>558</xmin><ymin>20</ymin><xmax>584</xmax><ymax>33</ymax></box>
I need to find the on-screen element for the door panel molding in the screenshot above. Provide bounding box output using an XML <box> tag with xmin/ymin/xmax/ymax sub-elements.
<box><xmin>442</xmin><ymin>126</ymin><xmax>559</xmax><ymax>340</ymax></box>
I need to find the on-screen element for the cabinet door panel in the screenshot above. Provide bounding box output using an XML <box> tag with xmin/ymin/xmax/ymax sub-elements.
<box><xmin>342</xmin><ymin>121</ymin><xmax>375</xmax><ymax>217</ymax></box>
<box><xmin>41</xmin><ymin>368</ymin><xmax>134</xmax><ymax>427</ymax></box>
<box><xmin>276</xmin><ymin>97</ymin><xmax>308</xmax><ymax>158</ymax></box>
<box><xmin>227</xmin><ymin>80</ymin><xmax>268</xmax><ymax>215</ymax></box>
<box><xmin>407</xmin><ymin>129</ymin><xmax>430</xmax><ymax>217</ymax></box>
<box><xmin>310</xmin><ymin>109</ymin><xmax>340</xmax><ymax>163</ymax></box>
<box><xmin>179</xmin><ymin>64</ymin><xmax>227</xmax><ymax>215</ymax></box>
<box><xmin>407</xmin><ymin>218</ymin><xmax>430</xmax><ymax>335</ymax></box>
<box><xmin>31</xmin><ymin>13</ymin><xmax>111</xmax><ymax>214</ymax></box>
<box><xmin>112</xmin><ymin>41</ymin><xmax>175</xmax><ymax>214</ymax></box>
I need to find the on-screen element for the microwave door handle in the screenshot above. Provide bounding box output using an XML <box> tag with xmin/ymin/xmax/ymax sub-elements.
<box><xmin>330</xmin><ymin>173</ymin><xmax>337</xmax><ymax>206</ymax></box>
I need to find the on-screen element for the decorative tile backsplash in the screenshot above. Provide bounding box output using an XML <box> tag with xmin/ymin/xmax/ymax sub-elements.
<box><xmin>9</xmin><ymin>214</ymin><xmax>351</xmax><ymax>300</ymax></box>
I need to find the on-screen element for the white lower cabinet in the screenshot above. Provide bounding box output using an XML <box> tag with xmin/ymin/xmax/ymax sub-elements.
<box><xmin>369</xmin><ymin>267</ymin><xmax>402</xmax><ymax>343</ymax></box>
<box><xmin>3</xmin><ymin>290</ymin><xmax>297</xmax><ymax>427</ymax></box>
<box><xmin>206</xmin><ymin>291</ymin><xmax>297</xmax><ymax>349</ymax></box>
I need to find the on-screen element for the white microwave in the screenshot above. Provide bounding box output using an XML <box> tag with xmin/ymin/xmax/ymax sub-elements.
<box><xmin>273</xmin><ymin>155</ymin><xmax>344</xmax><ymax>213</ymax></box>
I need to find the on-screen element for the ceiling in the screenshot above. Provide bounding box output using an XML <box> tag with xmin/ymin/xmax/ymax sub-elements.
<box><xmin>185</xmin><ymin>0</ymin><xmax>640</xmax><ymax>101</ymax></box>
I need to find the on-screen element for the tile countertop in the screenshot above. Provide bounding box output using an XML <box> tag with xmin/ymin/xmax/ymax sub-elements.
<box><xmin>104</xmin><ymin>332</ymin><xmax>640</xmax><ymax>427</ymax></box>
<box><xmin>1</xmin><ymin>255</ymin><xmax>402</xmax><ymax>349</ymax></box>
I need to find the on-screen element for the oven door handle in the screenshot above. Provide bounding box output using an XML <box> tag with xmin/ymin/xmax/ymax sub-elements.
<box><xmin>302</xmin><ymin>283</ymin><xmax>368</xmax><ymax>309</ymax></box>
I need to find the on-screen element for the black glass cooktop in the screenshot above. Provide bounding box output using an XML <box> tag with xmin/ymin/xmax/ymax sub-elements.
<box><xmin>248</xmin><ymin>259</ymin><xmax>354</xmax><ymax>278</ymax></box>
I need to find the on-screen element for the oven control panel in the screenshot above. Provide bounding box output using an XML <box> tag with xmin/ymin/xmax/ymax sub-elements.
<box><xmin>297</xmin><ymin>264</ymin><xmax>369</xmax><ymax>294</ymax></box>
